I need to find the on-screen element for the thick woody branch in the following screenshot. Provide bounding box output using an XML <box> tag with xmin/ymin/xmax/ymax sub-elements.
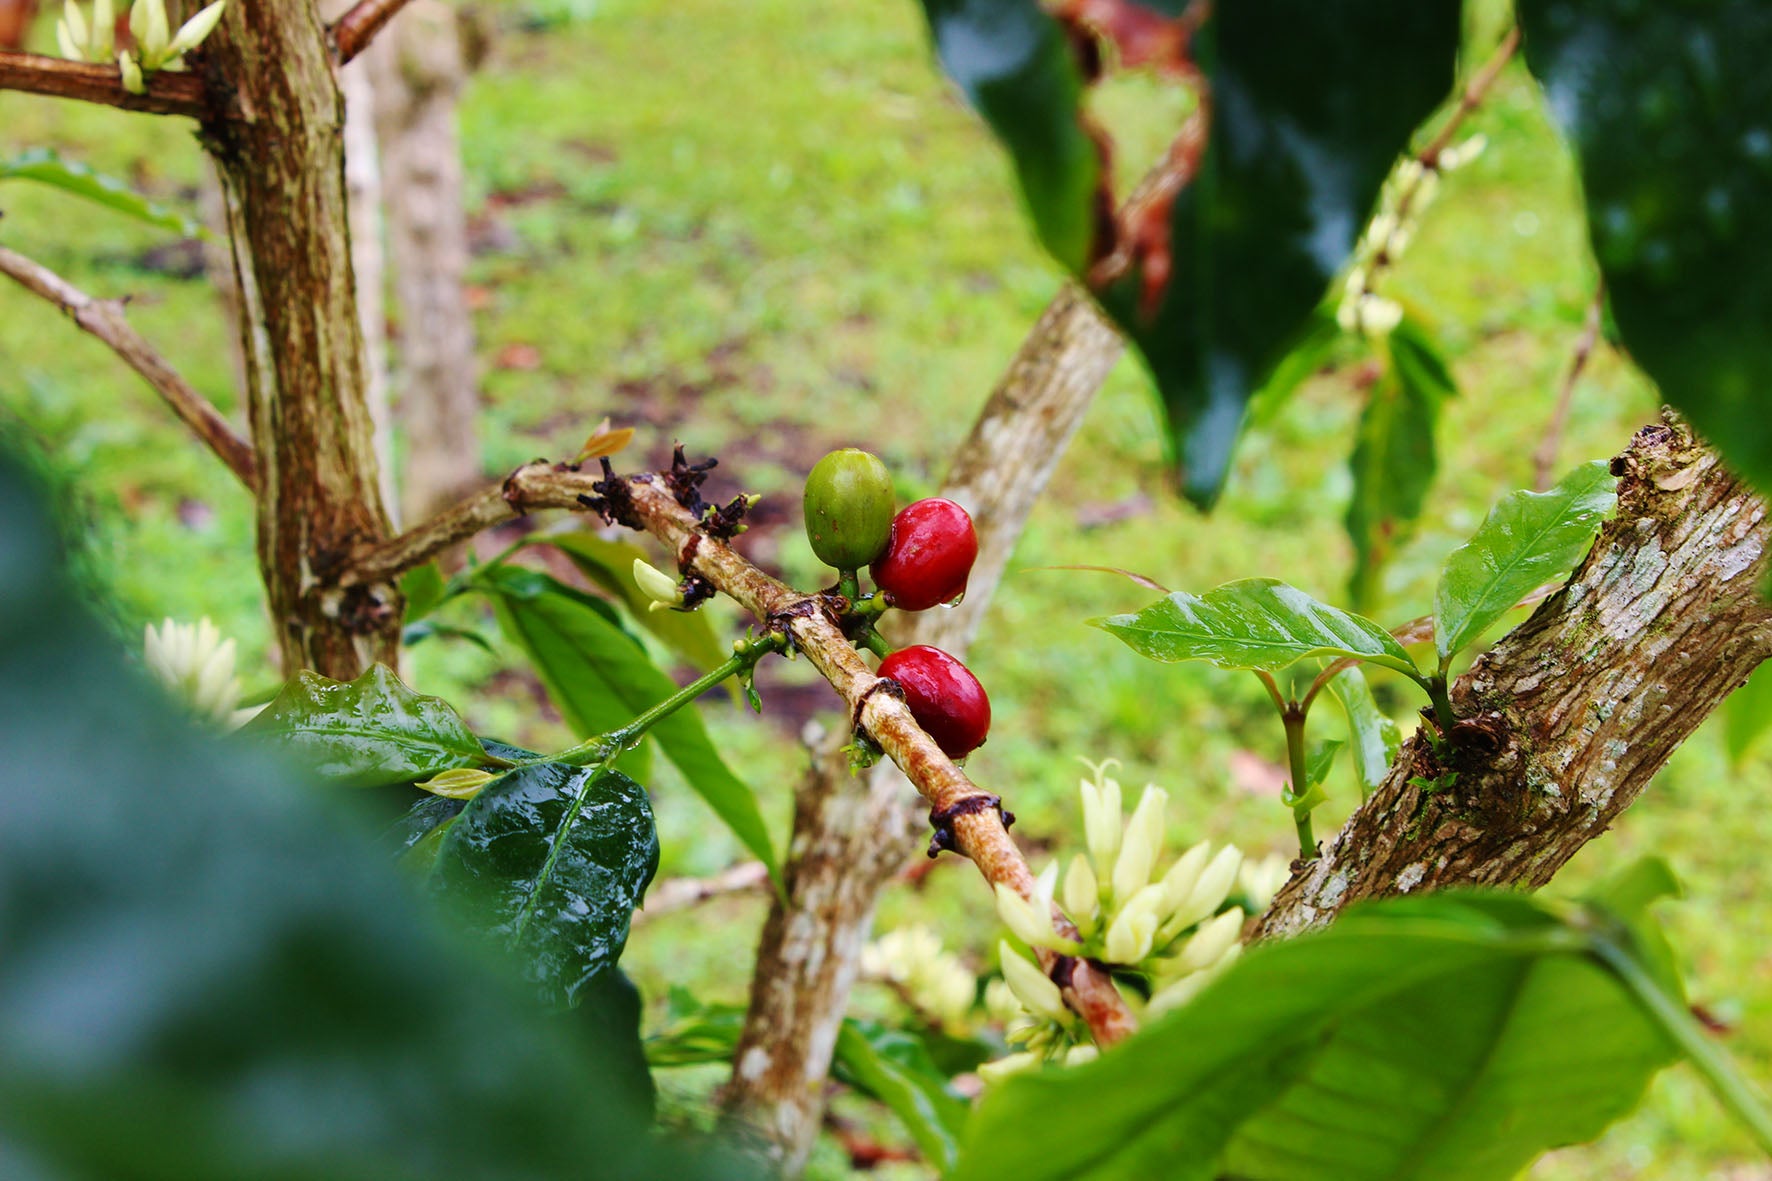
<box><xmin>0</xmin><ymin>244</ymin><xmax>256</xmax><ymax>488</ymax></box>
<box><xmin>0</xmin><ymin>50</ymin><xmax>206</xmax><ymax>117</ymax></box>
<box><xmin>1257</xmin><ymin>420</ymin><xmax>1772</xmax><ymax>939</ymax></box>
<box><xmin>331</xmin><ymin>0</ymin><xmax>414</xmax><ymax>65</ymax></box>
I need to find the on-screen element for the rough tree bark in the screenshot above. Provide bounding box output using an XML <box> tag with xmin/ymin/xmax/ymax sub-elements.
<box><xmin>368</xmin><ymin>0</ymin><xmax>483</xmax><ymax>525</ymax></box>
<box><xmin>719</xmin><ymin>285</ymin><xmax>1125</xmax><ymax>1173</ymax></box>
<box><xmin>1258</xmin><ymin>419</ymin><xmax>1772</xmax><ymax>939</ymax></box>
<box><xmin>198</xmin><ymin>0</ymin><xmax>400</xmax><ymax>679</ymax></box>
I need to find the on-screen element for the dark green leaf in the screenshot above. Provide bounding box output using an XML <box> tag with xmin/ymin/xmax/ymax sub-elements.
<box><xmin>400</xmin><ymin>562</ymin><xmax>448</xmax><ymax>622</ymax></box>
<box><xmin>1723</xmin><ymin>662</ymin><xmax>1772</xmax><ymax>767</ymax></box>
<box><xmin>1326</xmin><ymin>665</ymin><xmax>1401</xmax><ymax>800</ymax></box>
<box><xmin>474</xmin><ymin>565</ymin><xmax>780</xmax><ymax>883</ymax></box>
<box><xmin>434</xmin><ymin>761</ymin><xmax>659</xmax><ymax>1006</ymax></box>
<box><xmin>835</xmin><ymin>1020</ymin><xmax>970</xmax><ymax>1174</ymax></box>
<box><xmin>952</xmin><ymin>892</ymin><xmax>1676</xmax><ymax>1181</ymax></box>
<box><xmin>1095</xmin><ymin>578</ymin><xmax>1422</xmax><ymax>679</ymax></box>
<box><xmin>1346</xmin><ymin>317</ymin><xmax>1451</xmax><ymax>611</ymax></box>
<box><xmin>0</xmin><ymin>148</ymin><xmax>202</xmax><ymax>236</ymax></box>
<box><xmin>548</xmin><ymin>531</ymin><xmax>733</xmax><ymax>676</ymax></box>
<box><xmin>241</xmin><ymin>663</ymin><xmax>499</xmax><ymax>788</ymax></box>
<box><xmin>0</xmin><ymin>451</ymin><xmax>751</xmax><ymax>1180</ymax></box>
<box><xmin>1433</xmin><ymin>461</ymin><xmax>1618</xmax><ymax>666</ymax></box>
<box><xmin>1246</xmin><ymin>307</ymin><xmax>1344</xmax><ymax>429</ymax></box>
<box><xmin>1518</xmin><ymin>1</ymin><xmax>1772</xmax><ymax>499</ymax></box>
<box><xmin>916</xmin><ymin>0</ymin><xmax>1103</xmax><ymax>272</ymax></box>
<box><xmin>383</xmin><ymin>793</ymin><xmax>467</xmax><ymax>856</ymax></box>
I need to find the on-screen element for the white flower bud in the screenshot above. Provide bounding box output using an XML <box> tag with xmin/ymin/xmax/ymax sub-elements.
<box><xmin>1357</xmin><ymin>294</ymin><xmax>1404</xmax><ymax>337</ymax></box>
<box><xmin>166</xmin><ymin>0</ymin><xmax>225</xmax><ymax>59</ymax></box>
<box><xmin>999</xmin><ymin>943</ymin><xmax>1067</xmax><ymax>1023</ymax></box>
<box><xmin>144</xmin><ymin>617</ymin><xmax>243</xmax><ymax>724</ymax></box>
<box><xmin>994</xmin><ymin>880</ymin><xmax>1078</xmax><ymax>954</ymax></box>
<box><xmin>1062</xmin><ymin>854</ymin><xmax>1100</xmax><ymax>936</ymax></box>
<box><xmin>1163</xmin><ymin>845</ymin><xmax>1243</xmax><ymax>940</ymax></box>
<box><xmin>983</xmin><ymin>978</ymin><xmax>1023</xmax><ymax>1024</ymax></box>
<box><xmin>62</xmin><ymin>0</ymin><xmax>87</xmax><ymax>49</ymax></box>
<box><xmin>1080</xmin><ymin>771</ymin><xmax>1122</xmax><ymax>875</ymax></box>
<box><xmin>1362</xmin><ymin>213</ymin><xmax>1397</xmax><ymax>254</ymax></box>
<box><xmin>1111</xmin><ymin>785</ymin><xmax>1167</xmax><ymax>901</ymax></box>
<box><xmin>137</xmin><ymin>0</ymin><xmax>171</xmax><ymax>62</ymax></box>
<box><xmin>118</xmin><ymin>49</ymin><xmax>144</xmax><ymax>94</ymax></box>
<box><xmin>1414</xmin><ymin>168</ymin><xmax>1440</xmax><ymax>210</ymax></box>
<box><xmin>977</xmin><ymin>1051</ymin><xmax>1043</xmax><ymax>1085</ymax></box>
<box><xmin>1157</xmin><ymin>840</ymin><xmax>1212</xmax><ymax>917</ymax></box>
<box><xmin>56</xmin><ymin>17</ymin><xmax>80</xmax><ymax>61</ymax></box>
<box><xmin>1439</xmin><ymin>133</ymin><xmax>1487</xmax><ymax>171</ymax></box>
<box><xmin>632</xmin><ymin>557</ymin><xmax>683</xmax><ymax>611</ymax></box>
<box><xmin>1174</xmin><ymin>908</ymin><xmax>1244</xmax><ymax>973</ymax></box>
<box><xmin>418</xmin><ymin>767</ymin><xmax>496</xmax><ymax>799</ymax></box>
<box><xmin>1238</xmin><ymin>852</ymin><xmax>1291</xmax><ymax>911</ymax></box>
<box><xmin>1396</xmin><ymin>159</ymin><xmax>1425</xmax><ymax>189</ymax></box>
<box><xmin>1102</xmin><ymin>884</ymin><xmax>1164</xmax><ymax>964</ymax></box>
<box><xmin>1062</xmin><ymin>1045</ymin><xmax>1099</xmax><ymax>1068</ymax></box>
<box><xmin>91</xmin><ymin>0</ymin><xmax>113</xmax><ymax>57</ymax></box>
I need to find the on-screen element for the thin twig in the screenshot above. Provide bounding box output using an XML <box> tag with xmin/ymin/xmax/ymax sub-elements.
<box><xmin>632</xmin><ymin>861</ymin><xmax>770</xmax><ymax>927</ymax></box>
<box><xmin>0</xmin><ymin>49</ymin><xmax>206</xmax><ymax>117</ymax></box>
<box><xmin>1531</xmin><ymin>281</ymin><xmax>1606</xmax><ymax>491</ymax></box>
<box><xmin>332</xmin><ymin>0</ymin><xmax>415</xmax><ymax>65</ymax></box>
<box><xmin>0</xmin><ymin>244</ymin><xmax>256</xmax><ymax>488</ymax></box>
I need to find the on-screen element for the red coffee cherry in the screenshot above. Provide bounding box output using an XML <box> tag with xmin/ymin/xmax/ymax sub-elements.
<box><xmin>869</xmin><ymin>498</ymin><xmax>978</xmax><ymax>611</ymax></box>
<box><xmin>876</xmin><ymin>644</ymin><xmax>991</xmax><ymax>759</ymax></box>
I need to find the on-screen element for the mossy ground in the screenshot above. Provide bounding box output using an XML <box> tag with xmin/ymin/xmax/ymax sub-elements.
<box><xmin>2</xmin><ymin>1</ymin><xmax>1766</xmax><ymax>1176</ymax></box>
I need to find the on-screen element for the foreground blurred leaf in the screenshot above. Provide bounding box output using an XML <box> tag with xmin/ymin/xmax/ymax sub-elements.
<box><xmin>953</xmin><ymin>892</ymin><xmax>1677</xmax><ymax>1181</ymax></box>
<box><xmin>1724</xmin><ymin>663</ymin><xmax>1772</xmax><ymax>768</ymax></box>
<box><xmin>918</xmin><ymin>1</ymin><xmax>1461</xmax><ymax>505</ymax></box>
<box><xmin>0</xmin><ymin>452</ymin><xmax>750</xmax><ymax>1180</ymax></box>
<box><xmin>1519</xmin><ymin>1</ymin><xmax>1772</xmax><ymax>498</ymax></box>
<box><xmin>474</xmin><ymin>565</ymin><xmax>780</xmax><ymax>883</ymax></box>
<box><xmin>1433</xmin><ymin>461</ymin><xmax>1617</xmax><ymax>666</ymax></box>
<box><xmin>0</xmin><ymin>147</ymin><xmax>202</xmax><ymax>236</ymax></box>
<box><xmin>241</xmin><ymin>663</ymin><xmax>503</xmax><ymax>788</ymax></box>
<box><xmin>1347</xmin><ymin>317</ymin><xmax>1453</xmax><ymax>610</ymax></box>
<box><xmin>1096</xmin><ymin>578</ymin><xmax>1421</xmax><ymax>679</ymax></box>
<box><xmin>434</xmin><ymin>761</ymin><xmax>659</xmax><ymax>1007</ymax></box>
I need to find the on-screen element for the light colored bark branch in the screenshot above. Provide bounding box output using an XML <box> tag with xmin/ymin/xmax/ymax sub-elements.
<box><xmin>0</xmin><ymin>48</ymin><xmax>206</xmax><ymax>116</ymax></box>
<box><xmin>632</xmin><ymin>861</ymin><xmax>770</xmax><ymax>927</ymax></box>
<box><xmin>1257</xmin><ymin>419</ymin><xmax>1772</xmax><ymax>939</ymax></box>
<box><xmin>331</xmin><ymin>0</ymin><xmax>413</xmax><ymax>65</ymax></box>
<box><xmin>0</xmin><ymin>244</ymin><xmax>257</xmax><ymax>488</ymax></box>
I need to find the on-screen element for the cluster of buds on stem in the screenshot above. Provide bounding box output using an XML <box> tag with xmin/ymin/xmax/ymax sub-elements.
<box><xmin>982</xmin><ymin>760</ymin><xmax>1247</xmax><ymax>1082</ymax></box>
<box><xmin>56</xmin><ymin>0</ymin><xmax>227</xmax><ymax>95</ymax></box>
<box><xmin>858</xmin><ymin>925</ymin><xmax>978</xmax><ymax>1035</ymax></box>
<box><xmin>143</xmin><ymin>616</ymin><xmax>256</xmax><ymax>727</ymax></box>
<box><xmin>1335</xmin><ymin>135</ymin><xmax>1487</xmax><ymax>338</ymax></box>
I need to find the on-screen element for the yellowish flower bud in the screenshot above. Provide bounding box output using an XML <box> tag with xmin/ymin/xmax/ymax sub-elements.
<box><xmin>631</xmin><ymin>557</ymin><xmax>683</xmax><ymax>610</ymax></box>
<box><xmin>1102</xmin><ymin>884</ymin><xmax>1164</xmax><ymax>965</ymax></box>
<box><xmin>1062</xmin><ymin>854</ymin><xmax>1100</xmax><ymax>936</ymax></box>
<box><xmin>418</xmin><ymin>767</ymin><xmax>497</xmax><ymax>799</ymax></box>
<box><xmin>1157</xmin><ymin>840</ymin><xmax>1212</xmax><ymax>916</ymax></box>
<box><xmin>999</xmin><ymin>942</ymin><xmax>1067</xmax><ymax>1023</ymax></box>
<box><xmin>977</xmin><ymin>1051</ymin><xmax>1043</xmax><ymax>1085</ymax></box>
<box><xmin>1174</xmin><ymin>908</ymin><xmax>1244</xmax><ymax>974</ymax></box>
<box><xmin>1063</xmin><ymin>1044</ymin><xmax>1099</xmax><ymax>1068</ymax></box>
<box><xmin>1162</xmin><ymin>845</ymin><xmax>1243</xmax><ymax>941</ymax></box>
<box><xmin>166</xmin><ymin>0</ymin><xmax>225</xmax><ymax>59</ymax></box>
<box><xmin>118</xmin><ymin>49</ymin><xmax>144</xmax><ymax>94</ymax></box>
<box><xmin>1079</xmin><ymin>770</ymin><xmax>1122</xmax><ymax>875</ymax></box>
<box><xmin>1111</xmin><ymin>785</ymin><xmax>1167</xmax><ymax>901</ymax></box>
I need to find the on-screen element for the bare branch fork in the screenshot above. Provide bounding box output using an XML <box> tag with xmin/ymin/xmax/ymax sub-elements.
<box><xmin>331</xmin><ymin>0</ymin><xmax>416</xmax><ymax>65</ymax></box>
<box><xmin>0</xmin><ymin>244</ymin><xmax>258</xmax><ymax>488</ymax></box>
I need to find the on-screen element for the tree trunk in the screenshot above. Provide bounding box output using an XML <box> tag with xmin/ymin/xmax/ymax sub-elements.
<box><xmin>198</xmin><ymin>0</ymin><xmax>399</xmax><ymax>679</ymax></box>
<box><xmin>368</xmin><ymin>0</ymin><xmax>483</xmax><ymax>525</ymax></box>
<box><xmin>720</xmin><ymin>285</ymin><xmax>1123</xmax><ymax>1174</ymax></box>
<box><xmin>1258</xmin><ymin>419</ymin><xmax>1772</xmax><ymax>939</ymax></box>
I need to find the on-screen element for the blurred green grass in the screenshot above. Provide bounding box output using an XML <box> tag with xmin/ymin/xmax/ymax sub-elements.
<box><xmin>1</xmin><ymin>1</ymin><xmax>1767</xmax><ymax>1177</ymax></box>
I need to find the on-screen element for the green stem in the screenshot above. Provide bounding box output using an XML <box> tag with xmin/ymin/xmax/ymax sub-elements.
<box><xmin>550</xmin><ymin>636</ymin><xmax>782</xmax><ymax>767</ymax></box>
<box><xmin>861</xmin><ymin>627</ymin><xmax>893</xmax><ymax>660</ymax></box>
<box><xmin>1282</xmin><ymin>707</ymin><xmax>1315</xmax><ymax>861</ymax></box>
<box><xmin>1427</xmin><ymin>674</ymin><xmax>1456</xmax><ymax>737</ymax></box>
<box><xmin>837</xmin><ymin>569</ymin><xmax>861</xmax><ymax>604</ymax></box>
<box><xmin>851</xmin><ymin>593</ymin><xmax>891</xmax><ymax>621</ymax></box>
<box><xmin>1592</xmin><ymin>936</ymin><xmax>1772</xmax><ymax>1156</ymax></box>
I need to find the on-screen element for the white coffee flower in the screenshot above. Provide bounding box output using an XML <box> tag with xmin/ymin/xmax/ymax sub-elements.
<box><xmin>144</xmin><ymin>617</ymin><xmax>243</xmax><ymax>725</ymax></box>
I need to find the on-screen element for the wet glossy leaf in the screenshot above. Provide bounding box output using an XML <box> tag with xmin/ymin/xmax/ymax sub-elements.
<box><xmin>952</xmin><ymin>893</ymin><xmax>1676</xmax><ymax>1181</ymax></box>
<box><xmin>0</xmin><ymin>452</ymin><xmax>750</xmax><ymax>1180</ymax></box>
<box><xmin>835</xmin><ymin>1020</ymin><xmax>970</xmax><ymax>1174</ymax></box>
<box><xmin>1724</xmin><ymin>662</ymin><xmax>1772</xmax><ymax>767</ymax></box>
<box><xmin>241</xmin><ymin>663</ymin><xmax>501</xmax><ymax>788</ymax></box>
<box><xmin>474</xmin><ymin>566</ymin><xmax>780</xmax><ymax>883</ymax></box>
<box><xmin>1095</xmin><ymin>578</ymin><xmax>1422</xmax><ymax>679</ymax></box>
<box><xmin>1326</xmin><ymin>665</ymin><xmax>1401</xmax><ymax>800</ymax></box>
<box><xmin>1434</xmin><ymin>461</ymin><xmax>1617</xmax><ymax>666</ymax></box>
<box><xmin>1518</xmin><ymin>1</ymin><xmax>1772</xmax><ymax>498</ymax></box>
<box><xmin>434</xmin><ymin>761</ymin><xmax>659</xmax><ymax>1007</ymax></box>
<box><xmin>1</xmin><ymin>147</ymin><xmax>202</xmax><ymax>236</ymax></box>
<box><xmin>1347</xmin><ymin>317</ymin><xmax>1452</xmax><ymax>610</ymax></box>
<box><xmin>548</xmin><ymin>530</ymin><xmax>731</xmax><ymax>675</ymax></box>
<box><xmin>917</xmin><ymin>0</ymin><xmax>1103</xmax><ymax>272</ymax></box>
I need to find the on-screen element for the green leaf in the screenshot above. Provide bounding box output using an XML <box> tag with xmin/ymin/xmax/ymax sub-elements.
<box><xmin>1095</xmin><ymin>578</ymin><xmax>1422</xmax><ymax>680</ymax></box>
<box><xmin>473</xmin><ymin>566</ymin><xmax>780</xmax><ymax>883</ymax></box>
<box><xmin>0</xmin><ymin>450</ymin><xmax>753</xmax><ymax>1180</ymax></box>
<box><xmin>0</xmin><ymin>148</ymin><xmax>203</xmax><ymax>236</ymax></box>
<box><xmin>1346</xmin><ymin>317</ymin><xmax>1451</xmax><ymax>611</ymax></box>
<box><xmin>646</xmin><ymin>998</ymin><xmax>747</xmax><ymax>1068</ymax></box>
<box><xmin>835</xmin><ymin>1020</ymin><xmax>970</xmax><ymax>1174</ymax></box>
<box><xmin>916</xmin><ymin>0</ymin><xmax>1103</xmax><ymax>272</ymax></box>
<box><xmin>1304</xmin><ymin>738</ymin><xmax>1342</xmax><ymax>790</ymax></box>
<box><xmin>434</xmin><ymin>760</ymin><xmax>659</xmax><ymax>1006</ymax></box>
<box><xmin>1326</xmin><ymin>665</ymin><xmax>1401</xmax><ymax>800</ymax></box>
<box><xmin>241</xmin><ymin>663</ymin><xmax>499</xmax><ymax>788</ymax></box>
<box><xmin>1724</xmin><ymin>662</ymin><xmax>1772</xmax><ymax>767</ymax></box>
<box><xmin>548</xmin><ymin>531</ymin><xmax>732</xmax><ymax>676</ymax></box>
<box><xmin>1518</xmin><ymin>1</ymin><xmax>1772</xmax><ymax>501</ymax></box>
<box><xmin>401</xmin><ymin>561</ymin><xmax>448</xmax><ymax>622</ymax></box>
<box><xmin>952</xmin><ymin>892</ymin><xmax>1677</xmax><ymax>1181</ymax></box>
<box><xmin>1246</xmin><ymin>307</ymin><xmax>1343</xmax><ymax>429</ymax></box>
<box><xmin>1433</xmin><ymin>461</ymin><xmax>1618</xmax><ymax>666</ymax></box>
<box><xmin>401</xmin><ymin>618</ymin><xmax>498</xmax><ymax>653</ymax></box>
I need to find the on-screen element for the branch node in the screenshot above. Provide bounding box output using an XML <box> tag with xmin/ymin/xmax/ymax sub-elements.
<box><xmin>926</xmin><ymin>792</ymin><xmax>1014</xmax><ymax>859</ymax></box>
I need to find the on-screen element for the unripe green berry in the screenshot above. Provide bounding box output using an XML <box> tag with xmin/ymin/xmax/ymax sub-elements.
<box><xmin>803</xmin><ymin>448</ymin><xmax>895</xmax><ymax>571</ymax></box>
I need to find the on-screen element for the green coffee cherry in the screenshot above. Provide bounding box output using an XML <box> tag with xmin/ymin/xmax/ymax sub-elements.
<box><xmin>803</xmin><ymin>448</ymin><xmax>895</xmax><ymax>571</ymax></box>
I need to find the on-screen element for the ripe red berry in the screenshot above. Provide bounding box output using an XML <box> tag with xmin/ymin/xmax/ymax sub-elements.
<box><xmin>876</xmin><ymin>644</ymin><xmax>991</xmax><ymax>759</ymax></box>
<box><xmin>869</xmin><ymin>498</ymin><xmax>978</xmax><ymax>611</ymax></box>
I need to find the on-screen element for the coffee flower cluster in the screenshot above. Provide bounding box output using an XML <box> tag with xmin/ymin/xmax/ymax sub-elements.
<box><xmin>143</xmin><ymin>617</ymin><xmax>254</xmax><ymax>727</ymax></box>
<box><xmin>984</xmin><ymin>761</ymin><xmax>1246</xmax><ymax>1081</ymax></box>
<box><xmin>55</xmin><ymin>0</ymin><xmax>228</xmax><ymax>94</ymax></box>
<box><xmin>859</xmin><ymin>924</ymin><xmax>977</xmax><ymax>1035</ymax></box>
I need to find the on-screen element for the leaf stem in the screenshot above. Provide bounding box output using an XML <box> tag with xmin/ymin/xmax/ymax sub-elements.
<box><xmin>1282</xmin><ymin>707</ymin><xmax>1315</xmax><ymax>861</ymax></box>
<box><xmin>1427</xmin><ymin>674</ymin><xmax>1456</xmax><ymax>736</ymax></box>
<box><xmin>1592</xmin><ymin>935</ymin><xmax>1772</xmax><ymax>1156</ymax></box>
<box><xmin>861</xmin><ymin>628</ymin><xmax>893</xmax><ymax>661</ymax></box>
